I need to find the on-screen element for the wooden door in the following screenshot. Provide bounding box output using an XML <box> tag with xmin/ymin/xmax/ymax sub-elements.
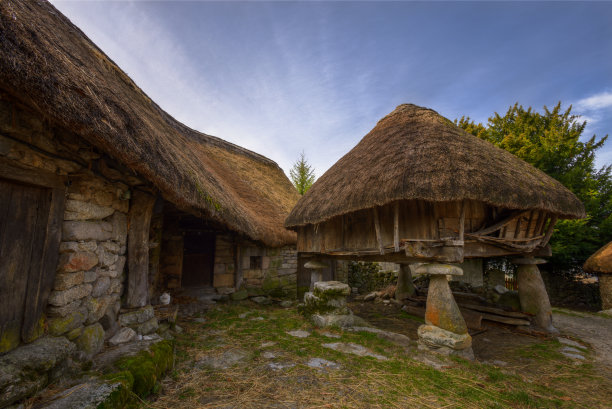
<box><xmin>181</xmin><ymin>232</ymin><xmax>215</xmax><ymax>287</ymax></box>
<box><xmin>0</xmin><ymin>179</ymin><xmax>51</xmax><ymax>349</ymax></box>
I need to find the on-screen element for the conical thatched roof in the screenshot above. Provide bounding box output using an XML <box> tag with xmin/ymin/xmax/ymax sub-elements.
<box><xmin>286</xmin><ymin>104</ymin><xmax>585</xmax><ymax>228</ymax></box>
<box><xmin>583</xmin><ymin>242</ymin><xmax>612</xmax><ymax>274</ymax></box>
<box><xmin>0</xmin><ymin>1</ymin><xmax>299</xmax><ymax>247</ymax></box>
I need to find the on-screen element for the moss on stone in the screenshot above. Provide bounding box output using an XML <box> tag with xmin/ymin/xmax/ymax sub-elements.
<box><xmin>115</xmin><ymin>340</ymin><xmax>174</xmax><ymax>399</ymax></box>
<box><xmin>22</xmin><ymin>314</ymin><xmax>45</xmax><ymax>343</ymax></box>
<box><xmin>0</xmin><ymin>324</ymin><xmax>20</xmax><ymax>354</ymax></box>
<box><xmin>48</xmin><ymin>309</ymin><xmax>87</xmax><ymax>336</ymax></box>
<box><xmin>97</xmin><ymin>371</ymin><xmax>134</xmax><ymax>409</ymax></box>
<box><xmin>66</xmin><ymin>326</ymin><xmax>83</xmax><ymax>341</ymax></box>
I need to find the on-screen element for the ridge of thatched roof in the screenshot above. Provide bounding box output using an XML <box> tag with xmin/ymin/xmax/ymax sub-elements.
<box><xmin>583</xmin><ymin>242</ymin><xmax>612</xmax><ymax>274</ymax></box>
<box><xmin>0</xmin><ymin>0</ymin><xmax>299</xmax><ymax>247</ymax></box>
<box><xmin>286</xmin><ymin>103</ymin><xmax>585</xmax><ymax>228</ymax></box>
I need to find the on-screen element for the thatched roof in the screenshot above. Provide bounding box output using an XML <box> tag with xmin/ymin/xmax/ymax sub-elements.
<box><xmin>0</xmin><ymin>1</ymin><xmax>299</xmax><ymax>247</ymax></box>
<box><xmin>583</xmin><ymin>242</ymin><xmax>612</xmax><ymax>274</ymax></box>
<box><xmin>286</xmin><ymin>104</ymin><xmax>585</xmax><ymax>228</ymax></box>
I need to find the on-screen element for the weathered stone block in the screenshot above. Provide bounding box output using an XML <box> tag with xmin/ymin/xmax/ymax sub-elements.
<box><xmin>83</xmin><ymin>269</ymin><xmax>97</xmax><ymax>283</ymax></box>
<box><xmin>313</xmin><ymin>281</ymin><xmax>351</xmax><ymax>297</ymax></box>
<box><xmin>64</xmin><ymin>199</ymin><xmax>115</xmax><ymax>221</ymax></box>
<box><xmin>75</xmin><ymin>323</ymin><xmax>105</xmax><ymax>358</ymax></box>
<box><xmin>96</xmin><ymin>246</ymin><xmax>118</xmax><ymax>268</ymax></box>
<box><xmin>262</xmin><ymin>257</ymin><xmax>271</xmax><ymax>270</ymax></box>
<box><xmin>109</xmin><ymin>278</ymin><xmax>122</xmax><ymax>294</ymax></box>
<box><xmin>213</xmin><ymin>273</ymin><xmax>234</xmax><ymax>288</ymax></box>
<box><xmin>230</xmin><ymin>288</ymin><xmax>249</xmax><ymax>301</ymax></box>
<box><xmin>108</xmin><ymin>327</ymin><xmax>136</xmax><ymax>346</ymax></box>
<box><xmin>213</xmin><ymin>263</ymin><xmax>226</xmax><ymax>275</ymax></box>
<box><xmin>85</xmin><ymin>296</ymin><xmax>112</xmax><ymax>324</ymax></box>
<box><xmin>48</xmin><ymin>307</ymin><xmax>88</xmax><ymax>336</ymax></box>
<box><xmin>136</xmin><ymin>317</ymin><xmax>159</xmax><ymax>335</ymax></box>
<box><xmin>244</xmin><ymin>269</ymin><xmax>262</xmax><ymax>280</ymax></box>
<box><xmin>54</xmin><ymin>271</ymin><xmax>85</xmax><ymax>291</ymax></box>
<box><xmin>101</xmin><ymin>241</ymin><xmax>121</xmax><ymax>254</ymax></box>
<box><xmin>118</xmin><ymin>306</ymin><xmax>154</xmax><ymax>326</ymax></box>
<box><xmin>63</xmin><ymin>221</ymin><xmax>112</xmax><ymax>242</ymax></box>
<box><xmin>66</xmin><ymin>326</ymin><xmax>83</xmax><ymax>341</ymax></box>
<box><xmin>48</xmin><ymin>284</ymin><xmax>92</xmax><ymax>307</ymax></box>
<box><xmin>91</xmin><ymin>276</ymin><xmax>111</xmax><ymax>298</ymax></box>
<box><xmin>47</xmin><ymin>299</ymin><xmax>82</xmax><ymax>318</ymax></box>
<box><xmin>113</xmin><ymin>256</ymin><xmax>126</xmax><ymax>274</ymax></box>
<box><xmin>59</xmin><ymin>241</ymin><xmax>97</xmax><ymax>254</ymax></box>
<box><xmin>57</xmin><ymin>252</ymin><xmax>98</xmax><ymax>273</ymax></box>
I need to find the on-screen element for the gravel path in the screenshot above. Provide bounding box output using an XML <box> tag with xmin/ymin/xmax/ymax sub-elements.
<box><xmin>553</xmin><ymin>311</ymin><xmax>612</xmax><ymax>374</ymax></box>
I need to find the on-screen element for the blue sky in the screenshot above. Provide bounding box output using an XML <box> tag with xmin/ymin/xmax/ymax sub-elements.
<box><xmin>52</xmin><ymin>1</ymin><xmax>612</xmax><ymax>178</ymax></box>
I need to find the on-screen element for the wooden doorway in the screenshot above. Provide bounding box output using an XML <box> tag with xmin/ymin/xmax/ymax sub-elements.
<box><xmin>0</xmin><ymin>171</ymin><xmax>64</xmax><ymax>352</ymax></box>
<box><xmin>182</xmin><ymin>231</ymin><xmax>215</xmax><ymax>287</ymax></box>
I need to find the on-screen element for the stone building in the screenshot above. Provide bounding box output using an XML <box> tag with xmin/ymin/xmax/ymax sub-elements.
<box><xmin>0</xmin><ymin>0</ymin><xmax>299</xmax><ymax>370</ymax></box>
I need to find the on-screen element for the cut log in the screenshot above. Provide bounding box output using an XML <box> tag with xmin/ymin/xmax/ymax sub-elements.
<box><xmin>458</xmin><ymin>303</ymin><xmax>530</xmax><ymax>319</ymax></box>
<box><xmin>479</xmin><ymin>312</ymin><xmax>530</xmax><ymax>326</ymax></box>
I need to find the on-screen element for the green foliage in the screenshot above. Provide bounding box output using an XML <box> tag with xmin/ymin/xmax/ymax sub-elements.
<box><xmin>348</xmin><ymin>262</ymin><xmax>397</xmax><ymax>293</ymax></box>
<box><xmin>456</xmin><ymin>102</ymin><xmax>612</xmax><ymax>271</ymax></box>
<box><xmin>289</xmin><ymin>151</ymin><xmax>315</xmax><ymax>195</ymax></box>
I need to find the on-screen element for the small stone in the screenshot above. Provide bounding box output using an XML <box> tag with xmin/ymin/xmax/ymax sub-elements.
<box><xmin>494</xmin><ymin>284</ymin><xmax>509</xmax><ymax>294</ymax></box>
<box><xmin>193</xmin><ymin>318</ymin><xmax>206</xmax><ymax>324</ymax></box>
<box><xmin>101</xmin><ymin>241</ymin><xmax>121</xmax><ymax>254</ymax></box>
<box><xmin>47</xmin><ymin>299</ymin><xmax>83</xmax><ymax>318</ymax></box>
<box><xmin>57</xmin><ymin>252</ymin><xmax>99</xmax><ymax>273</ymax></box>
<box><xmin>66</xmin><ymin>326</ymin><xmax>84</xmax><ymax>341</ymax></box>
<box><xmin>262</xmin><ymin>351</ymin><xmax>276</xmax><ymax>359</ymax></box>
<box><xmin>173</xmin><ymin>325</ymin><xmax>183</xmax><ymax>334</ymax></box>
<box><xmin>492</xmin><ymin>360</ymin><xmax>508</xmax><ymax>367</ymax></box>
<box><xmin>561</xmin><ymin>351</ymin><xmax>585</xmax><ymax>360</ymax></box>
<box><xmin>62</xmin><ymin>221</ymin><xmax>113</xmax><ymax>242</ymax></box>
<box><xmin>91</xmin><ymin>277</ymin><xmax>111</xmax><ymax>298</ymax></box>
<box><xmin>322</xmin><ymin>342</ymin><xmax>388</xmax><ymax>361</ymax></box>
<box><xmin>118</xmin><ymin>306</ymin><xmax>154</xmax><ymax>326</ymax></box>
<box><xmin>280</xmin><ymin>300</ymin><xmax>293</xmax><ymax>308</ymax></box>
<box><xmin>251</xmin><ymin>296</ymin><xmax>272</xmax><ymax>305</ymax></box>
<box><xmin>364</xmin><ymin>292</ymin><xmax>377</xmax><ymax>302</ymax></box>
<box><xmin>251</xmin><ymin>317</ymin><xmax>265</xmax><ymax>321</ymax></box>
<box><xmin>267</xmin><ymin>362</ymin><xmax>295</xmax><ymax>371</ymax></box>
<box><xmin>238</xmin><ymin>313</ymin><xmax>250</xmax><ymax>319</ymax></box>
<box><xmin>83</xmin><ymin>270</ymin><xmax>97</xmax><ymax>283</ymax></box>
<box><xmin>231</xmin><ymin>288</ymin><xmax>249</xmax><ymax>301</ymax></box>
<box><xmin>417</xmin><ymin>324</ymin><xmax>472</xmax><ymax>351</ymax></box>
<box><xmin>54</xmin><ymin>272</ymin><xmax>85</xmax><ymax>291</ymax></box>
<box><xmin>64</xmin><ymin>200</ymin><xmax>115</xmax><ymax>221</ymax></box>
<box><xmin>287</xmin><ymin>330</ymin><xmax>310</xmax><ymax>338</ymax></box>
<box><xmin>108</xmin><ymin>327</ymin><xmax>137</xmax><ymax>346</ymax></box>
<box><xmin>75</xmin><ymin>323</ymin><xmax>105</xmax><ymax>358</ymax></box>
<box><xmin>196</xmin><ymin>349</ymin><xmax>249</xmax><ymax>370</ymax></box>
<box><xmin>319</xmin><ymin>331</ymin><xmax>341</xmax><ymax>339</ymax></box>
<box><xmin>85</xmin><ymin>296</ymin><xmax>112</xmax><ymax>324</ymax></box>
<box><xmin>136</xmin><ymin>317</ymin><xmax>159</xmax><ymax>335</ymax></box>
<box><xmin>48</xmin><ymin>307</ymin><xmax>88</xmax><ymax>336</ymax></box>
<box><xmin>96</xmin><ymin>246</ymin><xmax>118</xmax><ymax>269</ymax></box>
<box><xmin>48</xmin><ymin>284</ymin><xmax>92</xmax><ymax>307</ymax></box>
<box><xmin>557</xmin><ymin>337</ymin><xmax>585</xmax><ymax>349</ymax></box>
<box><xmin>307</xmin><ymin>357</ymin><xmax>341</xmax><ymax>370</ymax></box>
<box><xmin>383</xmin><ymin>300</ymin><xmax>391</xmax><ymax>305</ymax></box>
<box><xmin>260</xmin><ymin>341</ymin><xmax>276</xmax><ymax>348</ymax></box>
<box><xmin>561</xmin><ymin>346</ymin><xmax>584</xmax><ymax>354</ymax></box>
<box><xmin>59</xmin><ymin>241</ymin><xmax>98</xmax><ymax>254</ymax></box>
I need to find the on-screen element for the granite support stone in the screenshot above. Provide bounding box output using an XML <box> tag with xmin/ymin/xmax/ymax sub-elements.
<box><xmin>395</xmin><ymin>263</ymin><xmax>416</xmax><ymax>301</ymax></box>
<box><xmin>415</xmin><ymin>263</ymin><xmax>473</xmax><ymax>358</ymax></box>
<box><xmin>514</xmin><ymin>257</ymin><xmax>556</xmax><ymax>333</ymax></box>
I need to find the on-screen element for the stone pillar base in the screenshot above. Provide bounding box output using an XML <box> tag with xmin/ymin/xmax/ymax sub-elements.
<box><xmin>514</xmin><ymin>257</ymin><xmax>557</xmax><ymax>333</ymax></box>
<box><xmin>417</xmin><ymin>325</ymin><xmax>474</xmax><ymax>360</ymax></box>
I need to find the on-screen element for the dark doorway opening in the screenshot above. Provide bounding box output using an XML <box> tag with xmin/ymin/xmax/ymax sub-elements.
<box><xmin>182</xmin><ymin>231</ymin><xmax>215</xmax><ymax>287</ymax></box>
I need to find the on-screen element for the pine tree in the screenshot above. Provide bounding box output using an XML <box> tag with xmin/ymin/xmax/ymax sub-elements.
<box><xmin>289</xmin><ymin>151</ymin><xmax>315</xmax><ymax>195</ymax></box>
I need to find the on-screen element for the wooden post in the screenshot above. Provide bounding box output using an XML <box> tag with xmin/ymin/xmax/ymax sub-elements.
<box><xmin>373</xmin><ymin>207</ymin><xmax>384</xmax><ymax>255</ymax></box>
<box><xmin>541</xmin><ymin>215</ymin><xmax>558</xmax><ymax>246</ymax></box>
<box><xmin>459</xmin><ymin>200</ymin><xmax>465</xmax><ymax>242</ymax></box>
<box><xmin>393</xmin><ymin>201</ymin><xmax>400</xmax><ymax>252</ymax></box>
<box><xmin>127</xmin><ymin>190</ymin><xmax>156</xmax><ymax>308</ymax></box>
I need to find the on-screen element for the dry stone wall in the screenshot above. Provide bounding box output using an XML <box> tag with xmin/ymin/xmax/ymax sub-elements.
<box><xmin>238</xmin><ymin>243</ymin><xmax>297</xmax><ymax>298</ymax></box>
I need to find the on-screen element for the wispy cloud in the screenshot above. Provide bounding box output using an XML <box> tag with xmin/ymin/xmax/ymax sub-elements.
<box><xmin>576</xmin><ymin>91</ymin><xmax>612</xmax><ymax>111</ymax></box>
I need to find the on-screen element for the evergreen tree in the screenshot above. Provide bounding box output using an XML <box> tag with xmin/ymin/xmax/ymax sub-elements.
<box><xmin>290</xmin><ymin>151</ymin><xmax>316</xmax><ymax>195</ymax></box>
<box><xmin>456</xmin><ymin>102</ymin><xmax>612</xmax><ymax>272</ymax></box>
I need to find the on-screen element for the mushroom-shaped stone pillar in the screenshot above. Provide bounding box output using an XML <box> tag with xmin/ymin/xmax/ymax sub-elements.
<box><xmin>304</xmin><ymin>259</ymin><xmax>329</xmax><ymax>290</ymax></box>
<box><xmin>415</xmin><ymin>264</ymin><xmax>473</xmax><ymax>359</ymax></box>
<box><xmin>513</xmin><ymin>257</ymin><xmax>556</xmax><ymax>333</ymax></box>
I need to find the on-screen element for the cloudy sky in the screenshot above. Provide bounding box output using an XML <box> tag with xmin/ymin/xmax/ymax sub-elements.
<box><xmin>52</xmin><ymin>1</ymin><xmax>612</xmax><ymax>178</ymax></box>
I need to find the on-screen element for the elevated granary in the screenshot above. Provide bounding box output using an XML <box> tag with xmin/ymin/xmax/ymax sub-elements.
<box><xmin>286</xmin><ymin>104</ymin><xmax>585</xmax><ymax>354</ymax></box>
<box><xmin>584</xmin><ymin>242</ymin><xmax>612</xmax><ymax>310</ymax></box>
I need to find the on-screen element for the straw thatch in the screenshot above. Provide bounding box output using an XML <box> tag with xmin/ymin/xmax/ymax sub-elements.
<box><xmin>583</xmin><ymin>242</ymin><xmax>612</xmax><ymax>274</ymax></box>
<box><xmin>286</xmin><ymin>104</ymin><xmax>584</xmax><ymax>228</ymax></box>
<box><xmin>0</xmin><ymin>1</ymin><xmax>299</xmax><ymax>247</ymax></box>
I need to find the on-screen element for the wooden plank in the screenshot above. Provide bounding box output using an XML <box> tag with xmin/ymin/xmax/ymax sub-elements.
<box><xmin>0</xmin><ymin>158</ymin><xmax>65</xmax><ymax>188</ymax></box>
<box><xmin>373</xmin><ymin>207</ymin><xmax>384</xmax><ymax>255</ymax></box>
<box><xmin>127</xmin><ymin>190</ymin><xmax>156</xmax><ymax>308</ymax></box>
<box><xmin>524</xmin><ymin>210</ymin><xmax>534</xmax><ymax>238</ymax></box>
<box><xmin>479</xmin><ymin>312</ymin><xmax>530</xmax><ymax>326</ymax></box>
<box><xmin>541</xmin><ymin>215</ymin><xmax>558</xmax><ymax>246</ymax></box>
<box><xmin>459</xmin><ymin>200</ymin><xmax>465</xmax><ymax>241</ymax></box>
<box><xmin>459</xmin><ymin>303</ymin><xmax>529</xmax><ymax>319</ymax></box>
<box><xmin>393</xmin><ymin>201</ymin><xmax>400</xmax><ymax>252</ymax></box>
<box><xmin>22</xmin><ymin>186</ymin><xmax>64</xmax><ymax>342</ymax></box>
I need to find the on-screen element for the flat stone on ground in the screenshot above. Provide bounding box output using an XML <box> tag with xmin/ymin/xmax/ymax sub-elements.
<box><xmin>307</xmin><ymin>357</ymin><xmax>341</xmax><ymax>371</ymax></box>
<box><xmin>557</xmin><ymin>337</ymin><xmax>585</xmax><ymax>349</ymax></box>
<box><xmin>196</xmin><ymin>349</ymin><xmax>249</xmax><ymax>370</ymax></box>
<box><xmin>262</xmin><ymin>352</ymin><xmax>277</xmax><ymax>359</ymax></box>
<box><xmin>267</xmin><ymin>362</ymin><xmax>296</xmax><ymax>371</ymax></box>
<box><xmin>561</xmin><ymin>351</ymin><xmax>585</xmax><ymax>360</ymax></box>
<box><xmin>260</xmin><ymin>341</ymin><xmax>276</xmax><ymax>348</ymax></box>
<box><xmin>322</xmin><ymin>342</ymin><xmax>388</xmax><ymax>361</ymax></box>
<box><xmin>251</xmin><ymin>296</ymin><xmax>272</xmax><ymax>305</ymax></box>
<box><xmin>36</xmin><ymin>380</ymin><xmax>123</xmax><ymax>409</ymax></box>
<box><xmin>287</xmin><ymin>330</ymin><xmax>310</xmax><ymax>338</ymax></box>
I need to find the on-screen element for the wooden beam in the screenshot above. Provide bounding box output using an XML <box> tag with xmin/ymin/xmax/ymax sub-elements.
<box><xmin>127</xmin><ymin>190</ymin><xmax>156</xmax><ymax>308</ymax></box>
<box><xmin>459</xmin><ymin>200</ymin><xmax>465</xmax><ymax>242</ymax></box>
<box><xmin>0</xmin><ymin>157</ymin><xmax>66</xmax><ymax>188</ymax></box>
<box><xmin>541</xmin><ymin>215</ymin><xmax>558</xmax><ymax>246</ymax></box>
<box><xmin>393</xmin><ymin>201</ymin><xmax>400</xmax><ymax>252</ymax></box>
<box><xmin>373</xmin><ymin>207</ymin><xmax>384</xmax><ymax>255</ymax></box>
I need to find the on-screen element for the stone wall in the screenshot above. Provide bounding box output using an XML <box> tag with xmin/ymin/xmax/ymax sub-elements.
<box><xmin>0</xmin><ymin>98</ymin><xmax>135</xmax><ymax>357</ymax></box>
<box><xmin>541</xmin><ymin>270</ymin><xmax>601</xmax><ymax>311</ymax></box>
<box><xmin>240</xmin><ymin>243</ymin><xmax>297</xmax><ymax>298</ymax></box>
<box><xmin>213</xmin><ymin>234</ymin><xmax>236</xmax><ymax>291</ymax></box>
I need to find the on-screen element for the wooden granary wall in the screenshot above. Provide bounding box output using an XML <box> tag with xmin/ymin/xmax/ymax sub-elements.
<box><xmin>297</xmin><ymin>199</ymin><xmax>556</xmax><ymax>263</ymax></box>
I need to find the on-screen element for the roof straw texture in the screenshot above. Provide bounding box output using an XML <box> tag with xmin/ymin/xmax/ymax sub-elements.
<box><xmin>286</xmin><ymin>104</ymin><xmax>585</xmax><ymax>228</ymax></box>
<box><xmin>0</xmin><ymin>1</ymin><xmax>299</xmax><ymax>247</ymax></box>
<box><xmin>583</xmin><ymin>242</ymin><xmax>612</xmax><ymax>274</ymax></box>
